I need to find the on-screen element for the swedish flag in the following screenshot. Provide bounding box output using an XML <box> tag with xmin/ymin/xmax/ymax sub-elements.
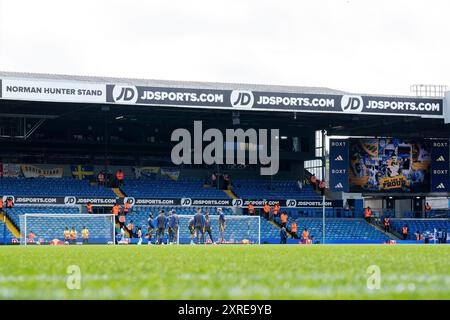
<box><xmin>71</xmin><ymin>165</ymin><xmax>94</xmax><ymax>180</ymax></box>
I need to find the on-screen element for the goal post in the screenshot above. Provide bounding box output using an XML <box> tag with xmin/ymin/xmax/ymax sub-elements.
<box><xmin>174</xmin><ymin>215</ymin><xmax>260</xmax><ymax>244</ymax></box>
<box><xmin>19</xmin><ymin>214</ymin><xmax>116</xmax><ymax>245</ymax></box>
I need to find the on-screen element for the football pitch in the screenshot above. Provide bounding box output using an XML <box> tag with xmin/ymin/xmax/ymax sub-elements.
<box><xmin>0</xmin><ymin>245</ymin><xmax>448</xmax><ymax>300</ymax></box>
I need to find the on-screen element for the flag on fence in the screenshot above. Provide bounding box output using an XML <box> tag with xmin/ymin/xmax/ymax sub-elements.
<box><xmin>71</xmin><ymin>165</ymin><xmax>95</xmax><ymax>180</ymax></box>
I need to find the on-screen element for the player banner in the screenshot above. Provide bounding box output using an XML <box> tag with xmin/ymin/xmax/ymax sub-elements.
<box><xmin>431</xmin><ymin>139</ymin><xmax>450</xmax><ymax>192</ymax></box>
<box><xmin>329</xmin><ymin>139</ymin><xmax>349</xmax><ymax>192</ymax></box>
<box><xmin>348</xmin><ymin>138</ymin><xmax>431</xmax><ymax>193</ymax></box>
<box><xmin>21</xmin><ymin>164</ymin><xmax>64</xmax><ymax>178</ymax></box>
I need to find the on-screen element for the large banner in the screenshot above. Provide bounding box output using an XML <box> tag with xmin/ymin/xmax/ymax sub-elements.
<box><xmin>160</xmin><ymin>168</ymin><xmax>180</xmax><ymax>181</ymax></box>
<box><xmin>348</xmin><ymin>138</ymin><xmax>432</xmax><ymax>192</ymax></box>
<box><xmin>0</xmin><ymin>163</ymin><xmax>21</xmax><ymax>177</ymax></box>
<box><xmin>430</xmin><ymin>139</ymin><xmax>450</xmax><ymax>192</ymax></box>
<box><xmin>2</xmin><ymin>195</ymin><xmax>343</xmax><ymax>208</ymax></box>
<box><xmin>105</xmin><ymin>85</ymin><xmax>444</xmax><ymax>118</ymax></box>
<box><xmin>0</xmin><ymin>78</ymin><xmax>444</xmax><ymax>118</ymax></box>
<box><xmin>329</xmin><ymin>139</ymin><xmax>349</xmax><ymax>192</ymax></box>
<box><xmin>21</xmin><ymin>164</ymin><xmax>64</xmax><ymax>178</ymax></box>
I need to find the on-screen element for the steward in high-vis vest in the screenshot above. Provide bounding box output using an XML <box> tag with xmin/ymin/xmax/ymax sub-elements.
<box><xmin>364</xmin><ymin>207</ymin><xmax>372</xmax><ymax>223</ymax></box>
<box><xmin>63</xmin><ymin>227</ymin><xmax>70</xmax><ymax>242</ymax></box>
<box><xmin>82</xmin><ymin>226</ymin><xmax>89</xmax><ymax>244</ymax></box>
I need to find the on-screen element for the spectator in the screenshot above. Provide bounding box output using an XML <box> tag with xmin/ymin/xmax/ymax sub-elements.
<box><xmin>297</xmin><ymin>179</ymin><xmax>303</xmax><ymax>190</ymax></box>
<box><xmin>127</xmin><ymin>220</ymin><xmax>134</xmax><ymax>238</ymax></box>
<box><xmin>115</xmin><ymin>169</ymin><xmax>124</xmax><ymax>187</ymax></box>
<box><xmin>280</xmin><ymin>212</ymin><xmax>288</xmax><ymax>228</ymax></box>
<box><xmin>97</xmin><ymin>171</ymin><xmax>105</xmax><ymax>186</ymax></box>
<box><xmin>247</xmin><ymin>203</ymin><xmax>255</xmax><ymax>216</ymax></box>
<box><xmin>86</xmin><ymin>201</ymin><xmax>93</xmax><ymax>214</ymax></box>
<box><xmin>118</xmin><ymin>214</ymin><xmax>126</xmax><ymax>229</ymax></box>
<box><xmin>137</xmin><ymin>227</ymin><xmax>143</xmax><ymax>245</ymax></box>
<box><xmin>0</xmin><ymin>196</ymin><xmax>3</xmax><ymax>213</ymax></box>
<box><xmin>273</xmin><ymin>203</ymin><xmax>280</xmax><ymax>220</ymax></box>
<box><xmin>310</xmin><ymin>174</ymin><xmax>317</xmax><ymax>190</ymax></box>
<box><xmin>290</xmin><ymin>222</ymin><xmax>298</xmax><ymax>239</ymax></box>
<box><xmin>6</xmin><ymin>197</ymin><xmax>14</xmax><ymax>209</ymax></box>
<box><xmin>124</xmin><ymin>200</ymin><xmax>132</xmax><ymax>215</ymax></box>
<box><xmin>263</xmin><ymin>203</ymin><xmax>270</xmax><ymax>220</ymax></box>
<box><xmin>415</xmin><ymin>230</ymin><xmax>421</xmax><ymax>241</ymax></box>
<box><xmin>211</xmin><ymin>172</ymin><xmax>217</xmax><ymax>186</ymax></box>
<box><xmin>424</xmin><ymin>202</ymin><xmax>432</xmax><ymax>218</ymax></box>
<box><xmin>401</xmin><ymin>225</ymin><xmax>408</xmax><ymax>240</ymax></box>
<box><xmin>319</xmin><ymin>180</ymin><xmax>326</xmax><ymax>196</ymax></box>
<box><xmin>383</xmin><ymin>216</ymin><xmax>390</xmax><ymax>233</ymax></box>
<box><xmin>280</xmin><ymin>227</ymin><xmax>287</xmax><ymax>244</ymax></box>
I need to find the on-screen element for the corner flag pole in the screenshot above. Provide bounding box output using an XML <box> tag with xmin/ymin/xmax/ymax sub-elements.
<box><xmin>322</xmin><ymin>195</ymin><xmax>326</xmax><ymax>244</ymax></box>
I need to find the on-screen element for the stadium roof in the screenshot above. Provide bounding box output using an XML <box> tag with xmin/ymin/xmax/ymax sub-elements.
<box><xmin>0</xmin><ymin>71</ymin><xmax>348</xmax><ymax>95</ymax></box>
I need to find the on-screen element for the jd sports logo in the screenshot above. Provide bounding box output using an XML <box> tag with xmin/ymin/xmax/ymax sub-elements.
<box><xmin>112</xmin><ymin>86</ymin><xmax>138</xmax><ymax>103</ymax></box>
<box><xmin>232</xmin><ymin>199</ymin><xmax>243</xmax><ymax>207</ymax></box>
<box><xmin>334</xmin><ymin>182</ymin><xmax>343</xmax><ymax>189</ymax></box>
<box><xmin>334</xmin><ymin>155</ymin><xmax>344</xmax><ymax>161</ymax></box>
<box><xmin>181</xmin><ymin>198</ymin><xmax>192</xmax><ymax>206</ymax></box>
<box><xmin>230</xmin><ymin>90</ymin><xmax>254</xmax><ymax>108</ymax></box>
<box><xmin>436</xmin><ymin>155</ymin><xmax>446</xmax><ymax>162</ymax></box>
<box><xmin>124</xmin><ymin>197</ymin><xmax>135</xmax><ymax>205</ymax></box>
<box><xmin>341</xmin><ymin>95</ymin><xmax>363</xmax><ymax>113</ymax></box>
<box><xmin>436</xmin><ymin>183</ymin><xmax>446</xmax><ymax>189</ymax></box>
<box><xmin>286</xmin><ymin>199</ymin><xmax>297</xmax><ymax>207</ymax></box>
<box><xmin>64</xmin><ymin>196</ymin><xmax>77</xmax><ymax>205</ymax></box>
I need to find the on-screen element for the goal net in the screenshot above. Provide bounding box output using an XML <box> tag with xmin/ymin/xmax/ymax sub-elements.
<box><xmin>19</xmin><ymin>214</ymin><xmax>115</xmax><ymax>245</ymax></box>
<box><xmin>173</xmin><ymin>215</ymin><xmax>260</xmax><ymax>244</ymax></box>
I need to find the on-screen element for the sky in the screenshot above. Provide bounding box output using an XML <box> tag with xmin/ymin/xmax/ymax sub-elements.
<box><xmin>0</xmin><ymin>0</ymin><xmax>449</xmax><ymax>95</ymax></box>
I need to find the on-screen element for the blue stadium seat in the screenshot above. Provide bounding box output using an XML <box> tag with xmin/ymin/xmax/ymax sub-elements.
<box><xmin>120</xmin><ymin>179</ymin><xmax>229</xmax><ymax>199</ymax></box>
<box><xmin>0</xmin><ymin>177</ymin><xmax>115</xmax><ymax>197</ymax></box>
<box><xmin>232</xmin><ymin>179</ymin><xmax>322</xmax><ymax>200</ymax></box>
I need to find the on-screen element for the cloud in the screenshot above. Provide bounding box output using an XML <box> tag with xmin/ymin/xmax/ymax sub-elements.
<box><xmin>0</xmin><ymin>0</ymin><xmax>449</xmax><ymax>95</ymax></box>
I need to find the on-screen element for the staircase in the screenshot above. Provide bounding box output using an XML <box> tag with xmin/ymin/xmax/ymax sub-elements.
<box><xmin>0</xmin><ymin>212</ymin><xmax>20</xmax><ymax>238</ymax></box>
<box><xmin>112</xmin><ymin>188</ymin><xmax>125</xmax><ymax>197</ymax></box>
<box><xmin>368</xmin><ymin>219</ymin><xmax>399</xmax><ymax>240</ymax></box>
<box><xmin>223</xmin><ymin>189</ymin><xmax>238</xmax><ymax>199</ymax></box>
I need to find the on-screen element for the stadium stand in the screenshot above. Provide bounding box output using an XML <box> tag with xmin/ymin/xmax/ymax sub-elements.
<box><xmin>232</xmin><ymin>179</ymin><xmax>321</xmax><ymax>200</ymax></box>
<box><xmin>3</xmin><ymin>206</ymin><xmax>80</xmax><ymax>229</ymax></box>
<box><xmin>390</xmin><ymin>219</ymin><xmax>450</xmax><ymax>240</ymax></box>
<box><xmin>283</xmin><ymin>217</ymin><xmax>392</xmax><ymax>241</ymax></box>
<box><xmin>0</xmin><ymin>177</ymin><xmax>115</xmax><ymax>197</ymax></box>
<box><xmin>120</xmin><ymin>178</ymin><xmax>229</xmax><ymax>199</ymax></box>
<box><xmin>0</xmin><ymin>221</ymin><xmax>14</xmax><ymax>242</ymax></box>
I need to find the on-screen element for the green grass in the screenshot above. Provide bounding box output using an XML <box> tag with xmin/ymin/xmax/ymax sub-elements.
<box><xmin>0</xmin><ymin>245</ymin><xmax>449</xmax><ymax>299</ymax></box>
